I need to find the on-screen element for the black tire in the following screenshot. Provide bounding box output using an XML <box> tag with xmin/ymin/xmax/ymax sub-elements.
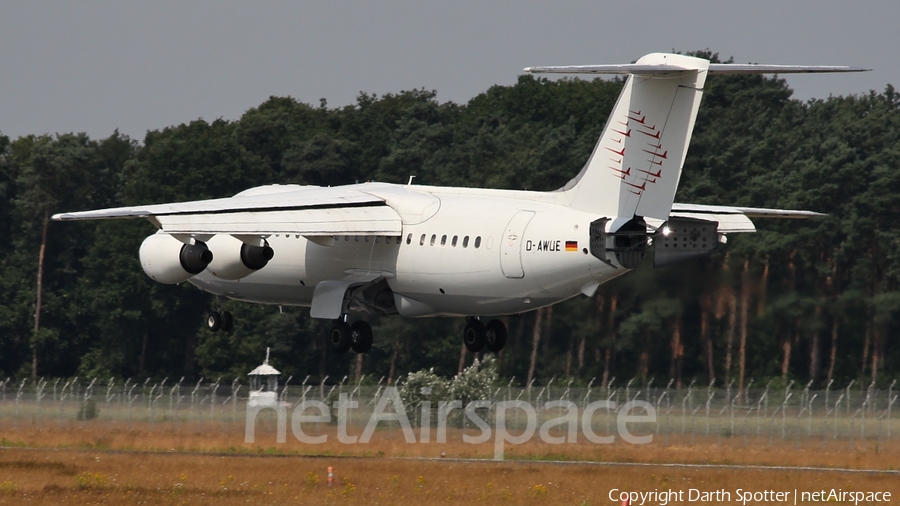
<box><xmin>207</xmin><ymin>312</ymin><xmax>221</xmax><ymax>332</ymax></box>
<box><xmin>330</xmin><ymin>321</ymin><xmax>352</xmax><ymax>354</ymax></box>
<box><xmin>485</xmin><ymin>319</ymin><xmax>507</xmax><ymax>353</ymax></box>
<box><xmin>220</xmin><ymin>311</ymin><xmax>234</xmax><ymax>332</ymax></box>
<box><xmin>463</xmin><ymin>319</ymin><xmax>486</xmax><ymax>353</ymax></box>
<box><xmin>350</xmin><ymin>321</ymin><xmax>373</xmax><ymax>353</ymax></box>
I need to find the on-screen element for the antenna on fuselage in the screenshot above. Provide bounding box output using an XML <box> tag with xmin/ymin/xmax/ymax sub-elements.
<box><xmin>407</xmin><ymin>175</ymin><xmax>415</xmax><ymax>185</ymax></box>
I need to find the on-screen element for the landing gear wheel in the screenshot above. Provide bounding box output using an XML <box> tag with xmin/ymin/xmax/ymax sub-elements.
<box><xmin>485</xmin><ymin>319</ymin><xmax>507</xmax><ymax>353</ymax></box>
<box><xmin>207</xmin><ymin>312</ymin><xmax>221</xmax><ymax>332</ymax></box>
<box><xmin>220</xmin><ymin>311</ymin><xmax>233</xmax><ymax>332</ymax></box>
<box><xmin>350</xmin><ymin>321</ymin><xmax>373</xmax><ymax>353</ymax></box>
<box><xmin>330</xmin><ymin>321</ymin><xmax>352</xmax><ymax>354</ymax></box>
<box><xmin>463</xmin><ymin>319</ymin><xmax>486</xmax><ymax>353</ymax></box>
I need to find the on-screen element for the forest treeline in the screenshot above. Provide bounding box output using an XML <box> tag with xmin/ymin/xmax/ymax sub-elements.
<box><xmin>1</xmin><ymin>52</ymin><xmax>898</xmax><ymax>389</ymax></box>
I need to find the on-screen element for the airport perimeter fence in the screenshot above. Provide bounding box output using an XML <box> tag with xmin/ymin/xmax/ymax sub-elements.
<box><xmin>0</xmin><ymin>376</ymin><xmax>897</xmax><ymax>449</ymax></box>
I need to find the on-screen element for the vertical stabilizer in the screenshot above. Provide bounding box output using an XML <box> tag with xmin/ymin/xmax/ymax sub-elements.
<box><xmin>533</xmin><ymin>53</ymin><xmax>709</xmax><ymax>228</ymax></box>
<box><xmin>525</xmin><ymin>54</ymin><xmax>865</xmax><ymax>230</ymax></box>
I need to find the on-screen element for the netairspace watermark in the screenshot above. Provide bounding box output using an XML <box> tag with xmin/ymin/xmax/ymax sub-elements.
<box><xmin>609</xmin><ymin>488</ymin><xmax>892</xmax><ymax>506</ymax></box>
<box><xmin>244</xmin><ymin>386</ymin><xmax>656</xmax><ymax>460</ymax></box>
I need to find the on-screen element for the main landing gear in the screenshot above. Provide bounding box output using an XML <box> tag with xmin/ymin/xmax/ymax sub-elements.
<box><xmin>330</xmin><ymin>318</ymin><xmax>373</xmax><ymax>354</ymax></box>
<box><xmin>207</xmin><ymin>311</ymin><xmax>233</xmax><ymax>332</ymax></box>
<box><xmin>463</xmin><ymin>318</ymin><xmax>507</xmax><ymax>353</ymax></box>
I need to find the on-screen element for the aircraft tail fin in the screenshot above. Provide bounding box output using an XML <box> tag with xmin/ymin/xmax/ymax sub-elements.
<box><xmin>526</xmin><ymin>54</ymin><xmax>866</xmax><ymax>231</ymax></box>
<box><xmin>530</xmin><ymin>53</ymin><xmax>708</xmax><ymax>229</ymax></box>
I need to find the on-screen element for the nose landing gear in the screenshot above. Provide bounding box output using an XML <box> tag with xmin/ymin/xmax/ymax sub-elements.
<box><xmin>463</xmin><ymin>318</ymin><xmax>507</xmax><ymax>353</ymax></box>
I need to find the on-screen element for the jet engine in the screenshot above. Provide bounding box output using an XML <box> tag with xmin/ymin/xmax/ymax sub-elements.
<box><xmin>205</xmin><ymin>234</ymin><xmax>274</xmax><ymax>280</ymax></box>
<box><xmin>139</xmin><ymin>233</ymin><xmax>213</xmax><ymax>284</ymax></box>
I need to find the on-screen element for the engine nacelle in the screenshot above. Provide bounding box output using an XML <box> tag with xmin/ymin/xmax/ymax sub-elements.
<box><xmin>205</xmin><ymin>234</ymin><xmax>274</xmax><ymax>280</ymax></box>
<box><xmin>139</xmin><ymin>233</ymin><xmax>213</xmax><ymax>284</ymax></box>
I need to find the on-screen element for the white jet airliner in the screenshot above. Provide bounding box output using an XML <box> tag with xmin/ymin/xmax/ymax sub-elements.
<box><xmin>53</xmin><ymin>53</ymin><xmax>865</xmax><ymax>356</ymax></box>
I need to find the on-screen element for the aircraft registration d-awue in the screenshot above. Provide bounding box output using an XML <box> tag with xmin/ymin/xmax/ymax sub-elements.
<box><xmin>53</xmin><ymin>53</ymin><xmax>866</xmax><ymax>356</ymax></box>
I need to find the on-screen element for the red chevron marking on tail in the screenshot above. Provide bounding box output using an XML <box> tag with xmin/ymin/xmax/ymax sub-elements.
<box><xmin>638</xmin><ymin>168</ymin><xmax>662</xmax><ymax>178</ymax></box>
<box><xmin>624</xmin><ymin>181</ymin><xmax>646</xmax><ymax>191</ymax></box>
<box><xmin>642</xmin><ymin>149</ymin><xmax>668</xmax><ymax>159</ymax></box>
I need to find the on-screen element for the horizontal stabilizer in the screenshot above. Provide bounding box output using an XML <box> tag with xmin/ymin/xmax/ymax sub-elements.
<box><xmin>647</xmin><ymin>203</ymin><xmax>826</xmax><ymax>234</ymax></box>
<box><xmin>525</xmin><ymin>64</ymin><xmax>868</xmax><ymax>75</ymax></box>
<box><xmin>671</xmin><ymin>203</ymin><xmax>825</xmax><ymax>218</ymax></box>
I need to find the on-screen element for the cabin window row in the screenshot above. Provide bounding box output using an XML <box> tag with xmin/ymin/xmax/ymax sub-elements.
<box><xmin>300</xmin><ymin>235</ymin><xmax>485</xmax><ymax>248</ymax></box>
<box><xmin>406</xmin><ymin>233</ymin><xmax>481</xmax><ymax>249</ymax></box>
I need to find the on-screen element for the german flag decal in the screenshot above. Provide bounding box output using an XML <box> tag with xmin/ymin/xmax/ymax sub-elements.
<box><xmin>565</xmin><ymin>240</ymin><xmax>578</xmax><ymax>252</ymax></box>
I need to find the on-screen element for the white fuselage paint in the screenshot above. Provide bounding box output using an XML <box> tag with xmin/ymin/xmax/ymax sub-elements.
<box><xmin>189</xmin><ymin>182</ymin><xmax>630</xmax><ymax>317</ymax></box>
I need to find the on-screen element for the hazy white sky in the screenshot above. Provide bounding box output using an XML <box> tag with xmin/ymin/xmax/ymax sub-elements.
<box><xmin>1</xmin><ymin>1</ymin><xmax>897</xmax><ymax>141</ymax></box>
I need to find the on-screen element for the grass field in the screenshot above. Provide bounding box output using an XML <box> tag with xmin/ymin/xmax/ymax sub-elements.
<box><xmin>1</xmin><ymin>421</ymin><xmax>899</xmax><ymax>504</ymax></box>
<box><xmin>0</xmin><ymin>447</ymin><xmax>898</xmax><ymax>505</ymax></box>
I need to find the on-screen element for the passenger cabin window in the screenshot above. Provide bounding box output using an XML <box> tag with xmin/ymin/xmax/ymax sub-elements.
<box><xmin>440</xmin><ymin>235</ymin><xmax>447</xmax><ymax>246</ymax></box>
<box><xmin>375</xmin><ymin>236</ymin><xmax>381</xmax><ymax>243</ymax></box>
<box><xmin>406</xmin><ymin>233</ymin><xmax>412</xmax><ymax>245</ymax></box>
<box><xmin>452</xmin><ymin>235</ymin><xmax>458</xmax><ymax>247</ymax></box>
<box><xmin>420</xmin><ymin>234</ymin><xmax>426</xmax><ymax>246</ymax></box>
<box><xmin>474</xmin><ymin>236</ymin><xmax>482</xmax><ymax>248</ymax></box>
<box><xmin>430</xmin><ymin>234</ymin><xmax>436</xmax><ymax>246</ymax></box>
<box><xmin>463</xmin><ymin>236</ymin><xmax>469</xmax><ymax>248</ymax></box>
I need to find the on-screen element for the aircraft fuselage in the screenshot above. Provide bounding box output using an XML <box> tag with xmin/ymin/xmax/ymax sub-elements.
<box><xmin>189</xmin><ymin>182</ymin><xmax>626</xmax><ymax>317</ymax></box>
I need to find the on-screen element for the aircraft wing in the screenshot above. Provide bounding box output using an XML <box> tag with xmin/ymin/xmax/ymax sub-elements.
<box><xmin>652</xmin><ymin>203</ymin><xmax>826</xmax><ymax>233</ymax></box>
<box><xmin>51</xmin><ymin>185</ymin><xmax>403</xmax><ymax>237</ymax></box>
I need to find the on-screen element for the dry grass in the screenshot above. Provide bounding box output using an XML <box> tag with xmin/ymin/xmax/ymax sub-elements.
<box><xmin>2</xmin><ymin>420</ymin><xmax>899</xmax><ymax>470</ymax></box>
<box><xmin>1</xmin><ymin>421</ymin><xmax>899</xmax><ymax>504</ymax></box>
<box><xmin>0</xmin><ymin>448</ymin><xmax>897</xmax><ymax>506</ymax></box>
